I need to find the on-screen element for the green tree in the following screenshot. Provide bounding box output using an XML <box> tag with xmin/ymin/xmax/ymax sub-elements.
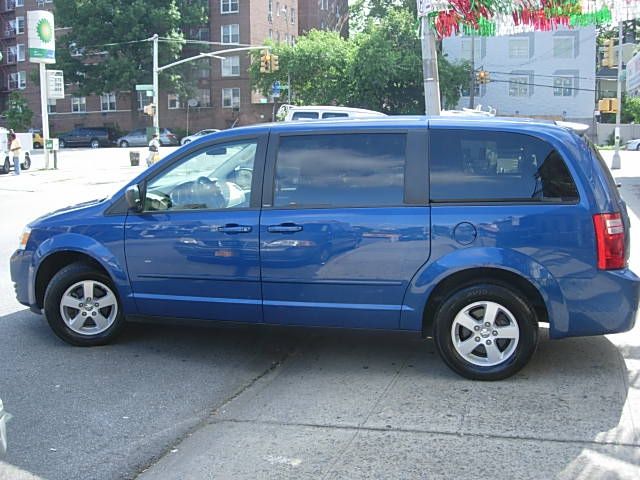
<box><xmin>3</xmin><ymin>92</ymin><xmax>33</xmax><ymax>131</ymax></box>
<box><xmin>55</xmin><ymin>0</ymin><xmax>208</xmax><ymax>123</ymax></box>
<box><xmin>250</xmin><ymin>1</ymin><xmax>469</xmax><ymax>113</ymax></box>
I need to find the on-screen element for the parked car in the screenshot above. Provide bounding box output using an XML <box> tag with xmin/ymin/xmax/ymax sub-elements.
<box><xmin>30</xmin><ymin>129</ymin><xmax>44</xmax><ymax>149</ymax></box>
<box><xmin>58</xmin><ymin>127</ymin><xmax>117</xmax><ymax>149</ymax></box>
<box><xmin>10</xmin><ymin>117</ymin><xmax>640</xmax><ymax>380</ymax></box>
<box><xmin>280</xmin><ymin>105</ymin><xmax>386</xmax><ymax>121</ymax></box>
<box><xmin>180</xmin><ymin>129</ymin><xmax>220</xmax><ymax>145</ymax></box>
<box><xmin>117</xmin><ymin>128</ymin><xmax>179</xmax><ymax>148</ymax></box>
<box><xmin>624</xmin><ymin>138</ymin><xmax>640</xmax><ymax>150</ymax></box>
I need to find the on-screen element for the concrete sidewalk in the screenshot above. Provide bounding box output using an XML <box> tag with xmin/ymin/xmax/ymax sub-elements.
<box><xmin>135</xmin><ymin>152</ymin><xmax>640</xmax><ymax>479</ymax></box>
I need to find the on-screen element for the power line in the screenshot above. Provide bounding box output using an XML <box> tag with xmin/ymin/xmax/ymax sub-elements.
<box><xmin>487</xmin><ymin>78</ymin><xmax>597</xmax><ymax>92</ymax></box>
<box><xmin>486</xmin><ymin>70</ymin><xmax>613</xmax><ymax>81</ymax></box>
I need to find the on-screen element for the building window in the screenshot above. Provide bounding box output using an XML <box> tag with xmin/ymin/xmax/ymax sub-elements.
<box><xmin>285</xmin><ymin>33</ymin><xmax>289</xmax><ymax>45</ymax></box>
<box><xmin>321</xmin><ymin>0</ymin><xmax>328</xmax><ymax>10</ymax></box>
<box><xmin>221</xmin><ymin>0</ymin><xmax>238</xmax><ymax>14</ymax></box>
<box><xmin>553</xmin><ymin>77</ymin><xmax>574</xmax><ymax>96</ymax></box>
<box><xmin>276</xmin><ymin>31</ymin><xmax>280</xmax><ymax>42</ymax></box>
<box><xmin>100</xmin><ymin>92</ymin><xmax>116</xmax><ymax>111</ymax></box>
<box><xmin>15</xmin><ymin>16</ymin><xmax>24</xmax><ymax>34</ymax></box>
<box><xmin>282</xmin><ymin>5</ymin><xmax>287</xmax><ymax>19</ymax></box>
<box><xmin>222</xmin><ymin>87</ymin><xmax>240</xmax><ymax>108</ymax></box>
<box><xmin>509</xmin><ymin>76</ymin><xmax>529</xmax><ymax>97</ymax></box>
<box><xmin>168</xmin><ymin>93</ymin><xmax>180</xmax><ymax>109</ymax></box>
<box><xmin>198</xmin><ymin>88</ymin><xmax>211</xmax><ymax>107</ymax></box>
<box><xmin>291</xmin><ymin>7</ymin><xmax>295</xmax><ymax>24</ymax></box>
<box><xmin>137</xmin><ymin>91</ymin><xmax>152</xmax><ymax>110</ymax></box>
<box><xmin>508</xmin><ymin>38</ymin><xmax>529</xmax><ymax>59</ymax></box>
<box><xmin>71</xmin><ymin>96</ymin><xmax>86</xmax><ymax>113</ymax></box>
<box><xmin>47</xmin><ymin>98</ymin><xmax>56</xmax><ymax>114</ymax></box>
<box><xmin>276</xmin><ymin>2</ymin><xmax>279</xmax><ymax>15</ymax></box>
<box><xmin>16</xmin><ymin>43</ymin><xmax>24</xmax><ymax>61</ymax></box>
<box><xmin>193</xmin><ymin>26</ymin><xmax>210</xmax><ymax>41</ymax></box>
<box><xmin>221</xmin><ymin>55</ymin><xmax>240</xmax><ymax>76</ymax></box>
<box><xmin>553</xmin><ymin>37</ymin><xmax>574</xmax><ymax>58</ymax></box>
<box><xmin>460</xmin><ymin>83</ymin><xmax>480</xmax><ymax>98</ymax></box>
<box><xmin>6</xmin><ymin>46</ymin><xmax>16</xmax><ymax>63</ymax></box>
<box><xmin>8</xmin><ymin>71</ymin><xmax>25</xmax><ymax>89</ymax></box>
<box><xmin>15</xmin><ymin>0</ymin><xmax>23</xmax><ymax>6</ymax></box>
<box><xmin>221</xmin><ymin>24</ymin><xmax>239</xmax><ymax>44</ymax></box>
<box><xmin>268</xmin><ymin>0</ymin><xmax>272</xmax><ymax>15</ymax></box>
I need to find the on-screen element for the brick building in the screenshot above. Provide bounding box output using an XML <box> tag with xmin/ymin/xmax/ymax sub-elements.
<box><xmin>0</xmin><ymin>0</ymin><xmax>348</xmax><ymax>138</ymax></box>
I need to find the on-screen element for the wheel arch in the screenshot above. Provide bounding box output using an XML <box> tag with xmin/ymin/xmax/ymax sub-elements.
<box><xmin>420</xmin><ymin>267</ymin><xmax>549</xmax><ymax>338</ymax></box>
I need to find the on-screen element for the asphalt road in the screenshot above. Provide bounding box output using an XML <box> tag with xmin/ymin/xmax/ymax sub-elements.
<box><xmin>0</xmin><ymin>148</ymin><xmax>639</xmax><ymax>479</ymax></box>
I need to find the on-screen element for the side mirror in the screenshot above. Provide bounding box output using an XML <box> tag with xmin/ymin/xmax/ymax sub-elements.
<box><xmin>125</xmin><ymin>185</ymin><xmax>142</xmax><ymax>212</ymax></box>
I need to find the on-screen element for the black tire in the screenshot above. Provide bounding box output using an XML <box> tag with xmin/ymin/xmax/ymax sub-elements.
<box><xmin>433</xmin><ymin>283</ymin><xmax>538</xmax><ymax>381</ymax></box>
<box><xmin>58</xmin><ymin>139</ymin><xmax>66</xmax><ymax>148</ymax></box>
<box><xmin>89</xmin><ymin>139</ymin><xmax>100</xmax><ymax>149</ymax></box>
<box><xmin>43</xmin><ymin>262</ymin><xmax>125</xmax><ymax>346</ymax></box>
<box><xmin>21</xmin><ymin>153</ymin><xmax>31</xmax><ymax>170</ymax></box>
<box><xmin>119</xmin><ymin>140</ymin><xmax>129</xmax><ymax>148</ymax></box>
<box><xmin>1</xmin><ymin>158</ymin><xmax>9</xmax><ymax>174</ymax></box>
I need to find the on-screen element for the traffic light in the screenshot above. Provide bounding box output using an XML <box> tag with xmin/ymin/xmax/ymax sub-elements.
<box><xmin>602</xmin><ymin>38</ymin><xmax>616</xmax><ymax>68</ymax></box>
<box><xmin>598</xmin><ymin>98</ymin><xmax>618</xmax><ymax>113</ymax></box>
<box><xmin>270</xmin><ymin>54</ymin><xmax>279</xmax><ymax>72</ymax></box>
<box><xmin>143</xmin><ymin>103</ymin><xmax>155</xmax><ymax>116</ymax></box>
<box><xmin>260</xmin><ymin>50</ymin><xmax>271</xmax><ymax>73</ymax></box>
<box><xmin>476</xmin><ymin>70</ymin><xmax>490</xmax><ymax>84</ymax></box>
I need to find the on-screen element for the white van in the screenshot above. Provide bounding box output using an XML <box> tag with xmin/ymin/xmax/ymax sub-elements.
<box><xmin>280</xmin><ymin>105</ymin><xmax>386</xmax><ymax>122</ymax></box>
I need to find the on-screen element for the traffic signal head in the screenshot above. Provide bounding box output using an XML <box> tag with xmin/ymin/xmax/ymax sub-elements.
<box><xmin>260</xmin><ymin>50</ymin><xmax>271</xmax><ymax>73</ymax></box>
<box><xmin>476</xmin><ymin>70</ymin><xmax>490</xmax><ymax>84</ymax></box>
<box><xmin>143</xmin><ymin>103</ymin><xmax>155</xmax><ymax>116</ymax></box>
<box><xmin>270</xmin><ymin>54</ymin><xmax>279</xmax><ymax>72</ymax></box>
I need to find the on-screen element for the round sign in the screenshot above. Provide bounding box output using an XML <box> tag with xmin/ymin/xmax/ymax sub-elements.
<box><xmin>188</xmin><ymin>99</ymin><xmax>199</xmax><ymax>107</ymax></box>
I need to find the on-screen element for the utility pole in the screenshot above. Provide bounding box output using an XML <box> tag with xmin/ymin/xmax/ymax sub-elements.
<box><xmin>612</xmin><ymin>21</ymin><xmax>624</xmax><ymax>169</ymax></box>
<box><xmin>39</xmin><ymin>63</ymin><xmax>50</xmax><ymax>169</ymax></box>
<box><xmin>152</xmin><ymin>34</ymin><xmax>159</xmax><ymax>135</ymax></box>
<box><xmin>468</xmin><ymin>35</ymin><xmax>475</xmax><ymax>109</ymax></box>
<box><xmin>419</xmin><ymin>9</ymin><xmax>441</xmax><ymax>115</ymax></box>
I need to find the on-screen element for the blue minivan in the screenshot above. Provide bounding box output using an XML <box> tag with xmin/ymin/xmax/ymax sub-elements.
<box><xmin>10</xmin><ymin>117</ymin><xmax>640</xmax><ymax>380</ymax></box>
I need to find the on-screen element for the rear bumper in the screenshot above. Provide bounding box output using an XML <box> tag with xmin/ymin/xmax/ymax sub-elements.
<box><xmin>553</xmin><ymin>268</ymin><xmax>640</xmax><ymax>338</ymax></box>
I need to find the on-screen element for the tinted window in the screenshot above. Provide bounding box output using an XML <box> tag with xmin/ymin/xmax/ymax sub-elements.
<box><xmin>291</xmin><ymin>112</ymin><xmax>319</xmax><ymax>120</ymax></box>
<box><xmin>322</xmin><ymin>112</ymin><xmax>349</xmax><ymax>119</ymax></box>
<box><xmin>274</xmin><ymin>133</ymin><xmax>406</xmax><ymax>207</ymax></box>
<box><xmin>430</xmin><ymin>129</ymin><xmax>578</xmax><ymax>202</ymax></box>
<box><xmin>144</xmin><ymin>140</ymin><xmax>257</xmax><ymax>211</ymax></box>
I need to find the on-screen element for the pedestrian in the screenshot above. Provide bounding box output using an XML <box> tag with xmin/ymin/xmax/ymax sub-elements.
<box><xmin>9</xmin><ymin>132</ymin><xmax>21</xmax><ymax>175</ymax></box>
<box><xmin>147</xmin><ymin>133</ymin><xmax>160</xmax><ymax>167</ymax></box>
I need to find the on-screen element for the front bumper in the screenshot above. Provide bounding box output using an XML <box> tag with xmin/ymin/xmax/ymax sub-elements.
<box><xmin>10</xmin><ymin>249</ymin><xmax>34</xmax><ymax>309</ymax></box>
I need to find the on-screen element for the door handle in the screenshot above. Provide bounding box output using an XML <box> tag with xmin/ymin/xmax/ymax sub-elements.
<box><xmin>267</xmin><ymin>223</ymin><xmax>303</xmax><ymax>233</ymax></box>
<box><xmin>217</xmin><ymin>224</ymin><xmax>252</xmax><ymax>234</ymax></box>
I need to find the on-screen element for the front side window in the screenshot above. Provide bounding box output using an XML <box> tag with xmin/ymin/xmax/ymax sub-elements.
<box><xmin>273</xmin><ymin>133</ymin><xmax>406</xmax><ymax>208</ymax></box>
<box><xmin>144</xmin><ymin>140</ymin><xmax>258</xmax><ymax>212</ymax></box>
<box><xmin>221</xmin><ymin>24</ymin><xmax>239</xmax><ymax>44</ymax></box>
<box><xmin>322</xmin><ymin>112</ymin><xmax>349</xmax><ymax>119</ymax></box>
<box><xmin>429</xmin><ymin>129</ymin><xmax>579</xmax><ymax>202</ymax></box>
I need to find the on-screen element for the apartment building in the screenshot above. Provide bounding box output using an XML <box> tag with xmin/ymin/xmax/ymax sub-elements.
<box><xmin>443</xmin><ymin>26</ymin><xmax>597</xmax><ymax>124</ymax></box>
<box><xmin>0</xmin><ymin>0</ymin><xmax>348</xmax><ymax>136</ymax></box>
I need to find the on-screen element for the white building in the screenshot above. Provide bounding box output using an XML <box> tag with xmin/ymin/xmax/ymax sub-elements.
<box><xmin>442</xmin><ymin>27</ymin><xmax>597</xmax><ymax>124</ymax></box>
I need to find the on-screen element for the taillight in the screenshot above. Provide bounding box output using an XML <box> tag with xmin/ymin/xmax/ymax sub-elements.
<box><xmin>593</xmin><ymin>213</ymin><xmax>626</xmax><ymax>270</ymax></box>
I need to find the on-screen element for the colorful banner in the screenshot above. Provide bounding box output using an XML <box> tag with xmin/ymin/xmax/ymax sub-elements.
<box><xmin>422</xmin><ymin>0</ymin><xmax>640</xmax><ymax>38</ymax></box>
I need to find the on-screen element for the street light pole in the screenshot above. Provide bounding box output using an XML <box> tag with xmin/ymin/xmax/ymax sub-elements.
<box><xmin>612</xmin><ymin>20</ymin><xmax>624</xmax><ymax>169</ymax></box>
<box><xmin>152</xmin><ymin>34</ymin><xmax>159</xmax><ymax>135</ymax></box>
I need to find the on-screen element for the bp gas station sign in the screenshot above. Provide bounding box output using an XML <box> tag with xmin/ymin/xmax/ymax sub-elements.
<box><xmin>27</xmin><ymin>11</ymin><xmax>55</xmax><ymax>63</ymax></box>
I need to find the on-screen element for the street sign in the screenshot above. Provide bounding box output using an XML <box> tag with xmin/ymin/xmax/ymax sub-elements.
<box><xmin>46</xmin><ymin>70</ymin><xmax>64</xmax><ymax>99</ymax></box>
<box><xmin>27</xmin><ymin>11</ymin><xmax>55</xmax><ymax>64</ymax></box>
<box><xmin>627</xmin><ymin>51</ymin><xmax>640</xmax><ymax>96</ymax></box>
<box><xmin>272</xmin><ymin>81</ymin><xmax>281</xmax><ymax>98</ymax></box>
<box><xmin>45</xmin><ymin>138</ymin><xmax>59</xmax><ymax>151</ymax></box>
<box><xmin>136</xmin><ymin>84</ymin><xmax>153</xmax><ymax>91</ymax></box>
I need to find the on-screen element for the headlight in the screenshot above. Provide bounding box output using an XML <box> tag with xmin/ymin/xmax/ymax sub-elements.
<box><xmin>18</xmin><ymin>227</ymin><xmax>31</xmax><ymax>250</ymax></box>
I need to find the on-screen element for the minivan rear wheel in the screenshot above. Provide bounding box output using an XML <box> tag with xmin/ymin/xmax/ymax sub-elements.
<box><xmin>44</xmin><ymin>262</ymin><xmax>125</xmax><ymax>346</ymax></box>
<box><xmin>433</xmin><ymin>283</ymin><xmax>538</xmax><ymax>380</ymax></box>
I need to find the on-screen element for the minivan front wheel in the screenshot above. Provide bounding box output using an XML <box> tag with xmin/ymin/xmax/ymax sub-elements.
<box><xmin>433</xmin><ymin>283</ymin><xmax>538</xmax><ymax>380</ymax></box>
<box><xmin>44</xmin><ymin>263</ymin><xmax>125</xmax><ymax>346</ymax></box>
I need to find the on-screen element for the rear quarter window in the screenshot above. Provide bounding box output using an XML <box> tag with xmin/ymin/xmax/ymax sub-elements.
<box><xmin>429</xmin><ymin>129</ymin><xmax>579</xmax><ymax>203</ymax></box>
<box><xmin>291</xmin><ymin>112</ymin><xmax>319</xmax><ymax>120</ymax></box>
